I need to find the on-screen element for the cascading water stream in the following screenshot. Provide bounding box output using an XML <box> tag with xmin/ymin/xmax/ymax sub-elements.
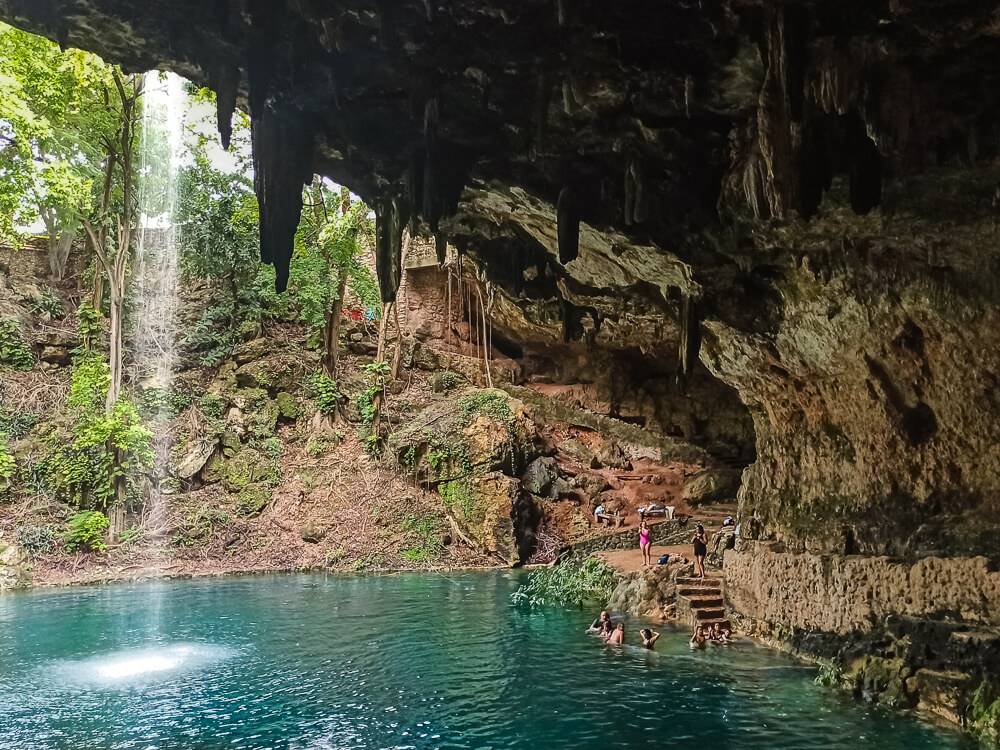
<box><xmin>131</xmin><ymin>72</ymin><xmax>187</xmax><ymax>541</ymax></box>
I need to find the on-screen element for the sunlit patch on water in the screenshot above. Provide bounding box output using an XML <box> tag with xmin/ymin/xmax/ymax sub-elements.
<box><xmin>48</xmin><ymin>643</ymin><xmax>234</xmax><ymax>688</ymax></box>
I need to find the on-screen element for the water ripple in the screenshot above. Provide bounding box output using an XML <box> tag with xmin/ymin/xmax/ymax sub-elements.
<box><xmin>0</xmin><ymin>573</ymin><xmax>976</xmax><ymax>750</ymax></box>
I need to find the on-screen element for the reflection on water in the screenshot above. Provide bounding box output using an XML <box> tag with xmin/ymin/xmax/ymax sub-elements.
<box><xmin>0</xmin><ymin>573</ymin><xmax>976</xmax><ymax>750</ymax></box>
<box><xmin>49</xmin><ymin>642</ymin><xmax>234</xmax><ymax>686</ymax></box>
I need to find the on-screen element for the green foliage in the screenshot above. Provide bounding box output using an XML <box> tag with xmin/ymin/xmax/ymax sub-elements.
<box><xmin>76</xmin><ymin>303</ymin><xmax>101</xmax><ymax>351</ymax></box>
<box><xmin>814</xmin><ymin>661</ymin><xmax>844</xmax><ymax>687</ymax></box>
<box><xmin>307</xmin><ymin>371</ymin><xmax>342</xmax><ymax>415</ymax></box>
<box><xmin>0</xmin><ymin>319</ymin><xmax>34</xmax><ymax>370</ymax></box>
<box><xmin>969</xmin><ymin>681</ymin><xmax>1000</xmax><ymax>745</ymax></box>
<box><xmin>439</xmin><ymin>477</ymin><xmax>476</xmax><ymax>518</ymax></box>
<box><xmin>0</xmin><ymin>439</ymin><xmax>15</xmax><ymax>496</ymax></box>
<box><xmin>0</xmin><ymin>407</ymin><xmax>37</xmax><ymax>440</ymax></box>
<box><xmin>511</xmin><ymin>554</ymin><xmax>617</xmax><ymax>607</ymax></box>
<box><xmin>28</xmin><ymin>287</ymin><xmax>64</xmax><ymax>318</ymax></box>
<box><xmin>197</xmin><ymin>394</ymin><xmax>226</xmax><ymax>421</ymax></box>
<box><xmin>289</xmin><ymin>188</ymin><xmax>376</xmax><ymax>347</ymax></box>
<box><xmin>15</xmin><ymin>524</ymin><xmax>56</xmax><ymax>556</ymax></box>
<box><xmin>63</xmin><ymin>510</ymin><xmax>108</xmax><ymax>553</ymax></box>
<box><xmin>117</xmin><ymin>525</ymin><xmax>142</xmax><ymax>546</ymax></box>
<box><xmin>400</xmin><ymin>513</ymin><xmax>444</xmax><ymax>563</ymax></box>
<box><xmin>177</xmin><ymin>138</ymin><xmax>282</xmax><ymax>364</ymax></box>
<box><xmin>458</xmin><ymin>389</ymin><xmax>513</xmax><ymax>423</ymax></box>
<box><xmin>357</xmin><ymin>360</ymin><xmax>390</xmax><ymax>431</ymax></box>
<box><xmin>41</xmin><ymin>353</ymin><xmax>154</xmax><ymax>508</ymax></box>
<box><xmin>438</xmin><ymin>371</ymin><xmax>462</xmax><ymax>392</ymax></box>
<box><xmin>139</xmin><ymin>386</ymin><xmax>192</xmax><ymax>418</ymax></box>
<box><xmin>0</xmin><ymin>23</ymin><xmax>117</xmax><ymax>246</ymax></box>
<box><xmin>258</xmin><ymin>436</ymin><xmax>282</xmax><ymax>460</ymax></box>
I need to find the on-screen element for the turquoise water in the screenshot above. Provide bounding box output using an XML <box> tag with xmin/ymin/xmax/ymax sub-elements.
<box><xmin>0</xmin><ymin>572</ymin><xmax>973</xmax><ymax>750</ymax></box>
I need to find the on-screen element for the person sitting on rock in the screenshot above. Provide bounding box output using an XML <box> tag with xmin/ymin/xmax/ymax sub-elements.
<box><xmin>587</xmin><ymin>610</ymin><xmax>612</xmax><ymax>633</ymax></box>
<box><xmin>689</xmin><ymin>624</ymin><xmax>708</xmax><ymax>650</ymax></box>
<box><xmin>605</xmin><ymin>622</ymin><xmax>625</xmax><ymax>645</ymax></box>
<box><xmin>639</xmin><ymin>628</ymin><xmax>660</xmax><ymax>649</ymax></box>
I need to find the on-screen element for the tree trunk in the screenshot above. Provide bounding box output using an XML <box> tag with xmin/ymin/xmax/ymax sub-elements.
<box><xmin>323</xmin><ymin>267</ymin><xmax>349</xmax><ymax>377</ymax></box>
<box><xmin>106</xmin><ymin>282</ymin><xmax>123</xmax><ymax>411</ymax></box>
<box><xmin>49</xmin><ymin>229</ymin><xmax>74</xmax><ymax>281</ymax></box>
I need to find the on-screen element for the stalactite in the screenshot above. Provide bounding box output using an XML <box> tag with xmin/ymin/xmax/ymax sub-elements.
<box><xmin>556</xmin><ymin>0</ymin><xmax>566</xmax><ymax>27</ymax></box>
<box><xmin>562</xmin><ymin>80</ymin><xmax>576</xmax><ymax>116</ymax></box>
<box><xmin>251</xmin><ymin>109</ymin><xmax>314</xmax><ymax>292</ymax></box>
<box><xmin>684</xmin><ymin>75</ymin><xmax>694</xmax><ymax>119</ymax></box>
<box><xmin>407</xmin><ymin>151</ymin><xmax>423</xmax><ymax>234</ymax></box>
<box><xmin>557</xmin><ymin>186</ymin><xmax>580</xmax><ymax>264</ymax></box>
<box><xmin>423</xmin><ymin>0</ymin><xmax>434</xmax><ymax>22</ymax></box>
<box><xmin>422</xmin><ymin>98</ymin><xmax>441</xmax><ymax>230</ymax></box>
<box><xmin>677</xmin><ymin>294</ymin><xmax>701</xmax><ymax>387</ymax></box>
<box><xmin>211</xmin><ymin>63</ymin><xmax>240</xmax><ymax>150</ymax></box>
<box><xmin>375</xmin><ymin>197</ymin><xmax>407</xmax><ymax>303</ymax></box>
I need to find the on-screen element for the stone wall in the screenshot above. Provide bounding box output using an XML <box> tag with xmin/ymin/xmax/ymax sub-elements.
<box><xmin>725</xmin><ymin>543</ymin><xmax>1000</xmax><ymax>635</ymax></box>
<box><xmin>570</xmin><ymin>519</ymin><xmax>692</xmax><ymax>556</ymax></box>
<box><xmin>400</xmin><ymin>264</ymin><xmax>450</xmax><ymax>341</ymax></box>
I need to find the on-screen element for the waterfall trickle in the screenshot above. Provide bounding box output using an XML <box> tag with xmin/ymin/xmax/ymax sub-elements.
<box><xmin>132</xmin><ymin>71</ymin><xmax>187</xmax><ymax>538</ymax></box>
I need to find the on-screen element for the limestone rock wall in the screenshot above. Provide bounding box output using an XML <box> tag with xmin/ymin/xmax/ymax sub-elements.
<box><xmin>725</xmin><ymin>544</ymin><xmax>1000</xmax><ymax>636</ymax></box>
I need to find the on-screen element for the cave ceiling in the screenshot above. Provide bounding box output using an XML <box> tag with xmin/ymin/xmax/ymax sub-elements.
<box><xmin>3</xmin><ymin>0</ymin><xmax>1000</xmax><ymax>342</ymax></box>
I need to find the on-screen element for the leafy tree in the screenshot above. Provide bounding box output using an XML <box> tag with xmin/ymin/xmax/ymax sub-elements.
<box><xmin>0</xmin><ymin>23</ymin><xmax>116</xmax><ymax>278</ymax></box>
<box><xmin>176</xmin><ymin>125</ymin><xmax>282</xmax><ymax>364</ymax></box>
<box><xmin>290</xmin><ymin>178</ymin><xmax>376</xmax><ymax>377</ymax></box>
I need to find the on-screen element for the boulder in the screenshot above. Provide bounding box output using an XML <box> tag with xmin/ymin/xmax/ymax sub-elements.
<box><xmin>233</xmin><ymin>337</ymin><xmax>272</xmax><ymax>365</ymax></box>
<box><xmin>235</xmin><ymin>352</ymin><xmax>310</xmax><ymax>393</ymax></box>
<box><xmin>172</xmin><ymin>438</ymin><xmax>219</xmax><ymax>480</ymax></box>
<box><xmin>0</xmin><ymin>543</ymin><xmax>29</xmax><ymax>590</ymax></box>
<box><xmin>681</xmin><ymin>468</ymin><xmax>740</xmax><ymax>504</ymax></box>
<box><xmin>275</xmin><ymin>391</ymin><xmax>301</xmax><ymax>420</ymax></box>
<box><xmin>441</xmin><ymin>472</ymin><xmax>537</xmax><ymax>565</ymax></box>
<box><xmin>299</xmin><ymin>523</ymin><xmax>328</xmax><ymax>543</ymax></box>
<box><xmin>522</xmin><ymin>456</ymin><xmax>560</xmax><ymax>496</ymax></box>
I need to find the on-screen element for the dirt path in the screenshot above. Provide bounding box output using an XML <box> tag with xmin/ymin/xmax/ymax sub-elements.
<box><xmin>596</xmin><ymin>503</ymin><xmax>736</xmax><ymax>574</ymax></box>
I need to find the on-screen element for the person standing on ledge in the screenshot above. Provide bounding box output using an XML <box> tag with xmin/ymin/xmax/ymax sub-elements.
<box><xmin>692</xmin><ymin>523</ymin><xmax>708</xmax><ymax>579</ymax></box>
<box><xmin>639</xmin><ymin>518</ymin><xmax>652</xmax><ymax>566</ymax></box>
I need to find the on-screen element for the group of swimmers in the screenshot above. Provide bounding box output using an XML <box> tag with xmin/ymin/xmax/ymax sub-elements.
<box><xmin>587</xmin><ymin>609</ymin><xmax>732</xmax><ymax>650</ymax></box>
<box><xmin>688</xmin><ymin>622</ymin><xmax>732</xmax><ymax>649</ymax></box>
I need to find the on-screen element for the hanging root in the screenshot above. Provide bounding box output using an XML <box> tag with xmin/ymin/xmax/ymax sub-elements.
<box><xmin>624</xmin><ymin>154</ymin><xmax>646</xmax><ymax>225</ymax></box>
<box><xmin>557</xmin><ymin>186</ymin><xmax>580</xmax><ymax>263</ymax></box>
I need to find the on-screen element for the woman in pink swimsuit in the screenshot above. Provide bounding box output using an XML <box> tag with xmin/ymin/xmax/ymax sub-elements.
<box><xmin>639</xmin><ymin>519</ymin><xmax>652</xmax><ymax>566</ymax></box>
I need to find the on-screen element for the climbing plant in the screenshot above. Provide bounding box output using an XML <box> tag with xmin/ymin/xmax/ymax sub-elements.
<box><xmin>0</xmin><ymin>319</ymin><xmax>34</xmax><ymax>370</ymax></box>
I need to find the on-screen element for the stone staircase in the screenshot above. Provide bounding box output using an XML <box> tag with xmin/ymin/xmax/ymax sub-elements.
<box><xmin>675</xmin><ymin>574</ymin><xmax>730</xmax><ymax>630</ymax></box>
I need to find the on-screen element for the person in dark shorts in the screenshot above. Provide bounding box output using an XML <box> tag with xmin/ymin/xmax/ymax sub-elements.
<box><xmin>587</xmin><ymin>610</ymin><xmax>612</xmax><ymax>633</ymax></box>
<box><xmin>692</xmin><ymin>523</ymin><xmax>708</xmax><ymax>579</ymax></box>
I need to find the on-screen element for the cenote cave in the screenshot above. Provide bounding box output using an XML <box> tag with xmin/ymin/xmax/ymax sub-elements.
<box><xmin>0</xmin><ymin>1</ymin><xmax>999</xmax><ymax>748</ymax></box>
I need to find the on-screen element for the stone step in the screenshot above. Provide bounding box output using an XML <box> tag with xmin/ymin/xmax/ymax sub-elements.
<box><xmin>677</xmin><ymin>586</ymin><xmax>723</xmax><ymax>597</ymax></box>
<box><xmin>684</xmin><ymin>596</ymin><xmax>724</xmax><ymax>609</ymax></box>
<box><xmin>675</xmin><ymin>576</ymin><xmax>723</xmax><ymax>587</ymax></box>
<box><xmin>695</xmin><ymin>608</ymin><xmax>727</xmax><ymax>621</ymax></box>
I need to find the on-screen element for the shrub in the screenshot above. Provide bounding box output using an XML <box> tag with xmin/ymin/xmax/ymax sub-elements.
<box><xmin>0</xmin><ymin>319</ymin><xmax>33</xmax><ymax>370</ymax></box>
<box><xmin>28</xmin><ymin>287</ymin><xmax>63</xmax><ymax>318</ymax></box>
<box><xmin>64</xmin><ymin>510</ymin><xmax>109</xmax><ymax>553</ymax></box>
<box><xmin>511</xmin><ymin>554</ymin><xmax>617</xmax><ymax>607</ymax></box>
<box><xmin>15</xmin><ymin>524</ymin><xmax>57</xmax><ymax>556</ymax></box>
<box><xmin>400</xmin><ymin>513</ymin><xmax>444</xmax><ymax>563</ymax></box>
<box><xmin>0</xmin><ymin>407</ymin><xmax>38</xmax><ymax>440</ymax></box>
<box><xmin>0</xmin><ymin>439</ymin><xmax>15</xmax><ymax>497</ymax></box>
<box><xmin>306</xmin><ymin>371</ymin><xmax>342</xmax><ymax>416</ymax></box>
<box><xmin>969</xmin><ymin>681</ymin><xmax>1000</xmax><ymax>745</ymax></box>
